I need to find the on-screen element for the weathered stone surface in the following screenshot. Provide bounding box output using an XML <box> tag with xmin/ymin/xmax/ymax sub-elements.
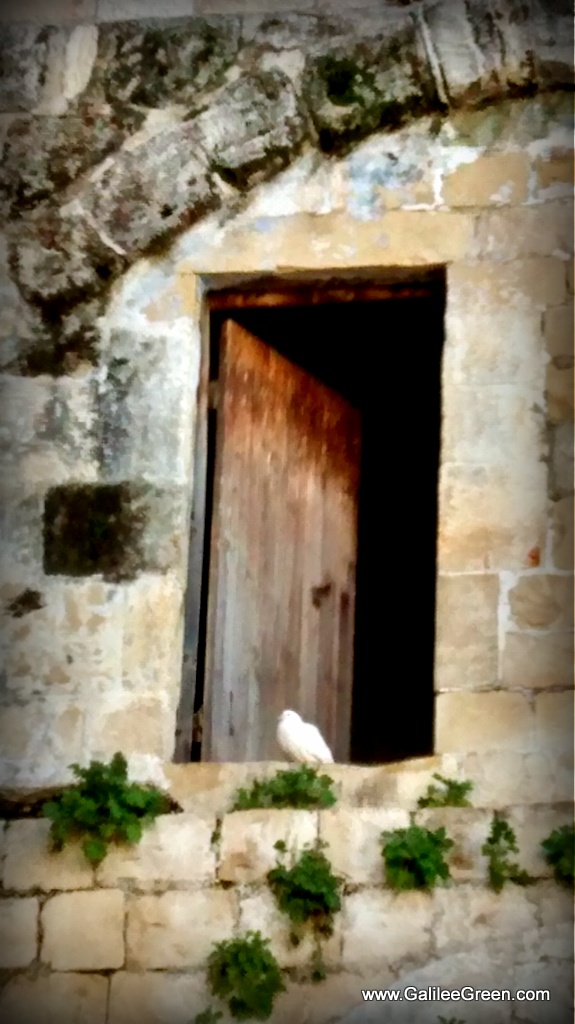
<box><xmin>433</xmin><ymin>885</ymin><xmax>540</xmax><ymax>962</ymax></box>
<box><xmin>342</xmin><ymin>889</ymin><xmax>433</xmax><ymax>974</ymax></box>
<box><xmin>534</xmin><ymin>691</ymin><xmax>574</xmax><ymax>754</ymax></box>
<box><xmin>319</xmin><ymin>807</ymin><xmax>408</xmax><ymax>885</ymax></box>
<box><xmin>502</xmin><ymin>631</ymin><xmax>574</xmax><ymax>690</ymax></box>
<box><xmin>534</xmin><ymin>879</ymin><xmax>574</xmax><ymax>960</ymax></box>
<box><xmin>85</xmin><ymin>696</ymin><xmax>170</xmax><ymax>759</ymax></box>
<box><xmin>0</xmin><ymin>702</ymin><xmax>85</xmax><ymax>783</ymax></box>
<box><xmin>442</xmin><ymin>151</ymin><xmax>529</xmax><ymax>207</ymax></box>
<box><xmin>474</xmin><ymin>200</ymin><xmax>574</xmax><ymax>260</ymax></box>
<box><xmin>96</xmin><ymin>813</ymin><xmax>214</xmax><ymax>889</ymax></box>
<box><xmin>0</xmin><ymin>26</ymin><xmax>57</xmax><ymax>113</ymax></box>
<box><xmin>126</xmin><ymin>889</ymin><xmax>236</xmax><ymax>968</ymax></box>
<box><xmin>551</xmin><ymin>496</ymin><xmax>574</xmax><ymax>570</ymax></box>
<box><xmin>239</xmin><ymin>885</ymin><xmax>342</xmax><ymax>969</ymax></box>
<box><xmin>0</xmin><ymin>973</ymin><xmax>108</xmax><ymax>1024</ymax></box>
<box><xmin>434</xmin><ymin>573</ymin><xmax>498</xmax><ymax>691</ymax></box>
<box><xmin>546</xmin><ymin>363</ymin><xmax>574</xmax><ymax>424</ymax></box>
<box><xmin>93</xmin><ymin>17</ymin><xmax>241</xmax><ymax>108</ymax></box>
<box><xmin>458</xmin><ymin>749</ymin><xmax>574</xmax><ymax>806</ymax></box>
<box><xmin>443</xmin><ymin>307</ymin><xmax>545</xmax><ymax>386</ymax></box>
<box><xmin>448</xmin><ymin>258</ymin><xmax>567</xmax><ymax>311</ymax></box>
<box><xmin>219</xmin><ymin>808</ymin><xmax>317</xmax><ymax>883</ymax></box>
<box><xmin>0</xmin><ymin>487</ymin><xmax>45</xmax><ymax>586</ymax></box>
<box><xmin>42</xmin><ymin>889</ymin><xmax>124</xmax><ymax>969</ymax></box>
<box><xmin>3</xmin><ymin>819</ymin><xmax>93</xmax><ymax>891</ymax></box>
<box><xmin>437</xmin><ymin>462</ymin><xmax>546</xmax><ymax>571</ymax></box>
<box><xmin>436</xmin><ymin>691</ymin><xmax>535</xmax><ymax>753</ymax></box>
<box><xmin>508</xmin><ymin>574</ymin><xmax>573</xmax><ymax>630</ymax></box>
<box><xmin>549</xmin><ymin>422</ymin><xmax>574</xmax><ymax>499</ymax></box>
<box><xmin>544</xmin><ymin>302</ymin><xmax>574</xmax><ymax>364</ymax></box>
<box><xmin>0</xmin><ymin>896</ymin><xmax>38</xmax><ymax>967</ymax></box>
<box><xmin>508</xmin><ymin>804</ymin><xmax>574</xmax><ymax>878</ymax></box>
<box><xmin>441</xmin><ymin>385</ymin><xmax>545</xmax><ymax>467</ymax></box>
<box><xmin>303</xmin><ymin>12</ymin><xmax>436</xmax><ymax>154</ymax></box>
<box><xmin>534</xmin><ymin>147</ymin><xmax>574</xmax><ymax>199</ymax></box>
<box><xmin>108</xmin><ymin>971</ymin><xmax>211</xmax><ymax>1024</ymax></box>
<box><xmin>414</xmin><ymin>807</ymin><xmax>492</xmax><ymax>882</ymax></box>
<box><xmin>120</xmin><ymin>575</ymin><xmax>185</xmax><ymax>694</ymax></box>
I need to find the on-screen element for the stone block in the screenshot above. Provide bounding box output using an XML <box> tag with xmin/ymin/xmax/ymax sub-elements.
<box><xmin>0</xmin><ymin>973</ymin><xmax>108</xmax><ymax>1024</ymax></box>
<box><xmin>435</xmin><ymin>691</ymin><xmax>535</xmax><ymax>754</ymax></box>
<box><xmin>546</xmin><ymin>364</ymin><xmax>574</xmax><ymax>423</ymax></box>
<box><xmin>441</xmin><ymin>384</ymin><xmax>545</xmax><ymax>466</ymax></box>
<box><xmin>319</xmin><ymin>807</ymin><xmax>408</xmax><ymax>886</ymax></box>
<box><xmin>414</xmin><ymin>807</ymin><xmax>492</xmax><ymax>882</ymax></box>
<box><xmin>457</xmin><ymin>749</ymin><xmax>573</xmax><ymax>806</ymax></box>
<box><xmin>437</xmin><ymin>462</ymin><xmax>547</xmax><ymax>571</ymax></box>
<box><xmin>108</xmin><ymin>972</ymin><xmax>212</xmax><ymax>1024</ymax></box>
<box><xmin>508</xmin><ymin>574</ymin><xmax>573</xmax><ymax>630</ymax></box>
<box><xmin>443</xmin><ymin>306</ymin><xmax>544</xmax><ymax>386</ymax></box>
<box><xmin>342</xmin><ymin>889</ymin><xmax>432</xmax><ymax>974</ymax></box>
<box><xmin>126</xmin><ymin>889</ymin><xmax>237</xmax><ymax>969</ymax></box>
<box><xmin>238</xmin><ymin>885</ymin><xmax>341</xmax><ymax>970</ymax></box>
<box><xmin>97</xmin><ymin>0</ymin><xmax>195</xmax><ymax>19</ymax></box>
<box><xmin>549</xmin><ymin>422</ymin><xmax>574</xmax><ymax>499</ymax></box>
<box><xmin>551</xmin><ymin>496</ymin><xmax>574</xmax><ymax>570</ymax></box>
<box><xmin>508</xmin><ymin>804</ymin><xmax>574</xmax><ymax>878</ymax></box>
<box><xmin>0</xmin><ymin>1</ymin><xmax>96</xmax><ymax>21</ymax></box>
<box><xmin>473</xmin><ymin>200</ymin><xmax>574</xmax><ymax>260</ymax></box>
<box><xmin>3</xmin><ymin>819</ymin><xmax>93</xmax><ymax>891</ymax></box>
<box><xmin>434</xmin><ymin>573</ymin><xmax>498</xmax><ymax>691</ymax></box>
<box><xmin>448</xmin><ymin>259</ymin><xmax>567</xmax><ymax>311</ymax></box>
<box><xmin>510</xmin><ymin>960</ymin><xmax>573</xmax><ymax>1023</ymax></box>
<box><xmin>96</xmin><ymin>813</ymin><xmax>215</xmax><ymax>889</ymax></box>
<box><xmin>544</xmin><ymin>303</ymin><xmax>574</xmax><ymax>363</ymax></box>
<box><xmin>501</xmin><ymin>631</ymin><xmax>574</xmax><ymax>690</ymax></box>
<box><xmin>85</xmin><ymin>696</ymin><xmax>171</xmax><ymax>760</ymax></box>
<box><xmin>534</xmin><ymin>880</ymin><xmax>575</xmax><ymax>959</ymax></box>
<box><xmin>433</xmin><ymin>885</ymin><xmax>540</xmax><ymax>963</ymax></box>
<box><xmin>273</xmin><ymin>972</ymin><xmax>386</xmax><ymax>1024</ymax></box>
<box><xmin>219</xmin><ymin>808</ymin><xmax>318</xmax><ymax>883</ymax></box>
<box><xmin>533</xmin><ymin>149</ymin><xmax>574</xmax><ymax>199</ymax></box>
<box><xmin>442</xmin><ymin>151</ymin><xmax>529</xmax><ymax>207</ymax></box>
<box><xmin>534</xmin><ymin>691</ymin><xmax>574</xmax><ymax>755</ymax></box>
<box><xmin>121</xmin><ymin>575</ymin><xmax>185</xmax><ymax>693</ymax></box>
<box><xmin>0</xmin><ymin>897</ymin><xmax>38</xmax><ymax>967</ymax></box>
<box><xmin>41</xmin><ymin>889</ymin><xmax>124</xmax><ymax>970</ymax></box>
<box><xmin>0</xmin><ymin>702</ymin><xmax>85</xmax><ymax>772</ymax></box>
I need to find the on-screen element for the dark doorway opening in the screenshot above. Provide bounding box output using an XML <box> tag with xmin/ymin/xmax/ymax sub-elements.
<box><xmin>179</xmin><ymin>273</ymin><xmax>445</xmax><ymax>765</ymax></box>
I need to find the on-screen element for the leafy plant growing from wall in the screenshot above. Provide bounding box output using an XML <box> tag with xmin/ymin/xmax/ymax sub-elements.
<box><xmin>267</xmin><ymin>838</ymin><xmax>343</xmax><ymax>981</ymax></box>
<box><xmin>231</xmin><ymin>765</ymin><xmax>337</xmax><ymax>810</ymax></box>
<box><xmin>417</xmin><ymin>773</ymin><xmax>474</xmax><ymax>808</ymax></box>
<box><xmin>381</xmin><ymin>823</ymin><xmax>454</xmax><ymax>891</ymax></box>
<box><xmin>541</xmin><ymin>823</ymin><xmax>574</xmax><ymax>888</ymax></box>
<box><xmin>481</xmin><ymin>813</ymin><xmax>535</xmax><ymax>893</ymax></box>
<box><xmin>205</xmin><ymin>931</ymin><xmax>285</xmax><ymax>1020</ymax></box>
<box><xmin>41</xmin><ymin>751</ymin><xmax>174</xmax><ymax>866</ymax></box>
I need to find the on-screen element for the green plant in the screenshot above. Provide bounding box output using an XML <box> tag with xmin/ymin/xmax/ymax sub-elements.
<box><xmin>194</xmin><ymin>1010</ymin><xmax>223</xmax><ymax>1024</ymax></box>
<box><xmin>417</xmin><ymin>773</ymin><xmax>473</xmax><ymax>808</ymax></box>
<box><xmin>267</xmin><ymin>839</ymin><xmax>343</xmax><ymax>944</ymax></box>
<box><xmin>42</xmin><ymin>752</ymin><xmax>173</xmax><ymax>867</ymax></box>
<box><xmin>206</xmin><ymin>931</ymin><xmax>285</xmax><ymax>1021</ymax></box>
<box><xmin>481</xmin><ymin>814</ymin><xmax>535</xmax><ymax>893</ymax></box>
<box><xmin>541</xmin><ymin>823</ymin><xmax>574</xmax><ymax>887</ymax></box>
<box><xmin>232</xmin><ymin>765</ymin><xmax>337</xmax><ymax>811</ymax></box>
<box><xmin>381</xmin><ymin>824</ymin><xmax>454</xmax><ymax>891</ymax></box>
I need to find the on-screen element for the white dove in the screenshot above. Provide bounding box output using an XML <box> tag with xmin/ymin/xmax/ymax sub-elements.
<box><xmin>276</xmin><ymin>709</ymin><xmax>334</xmax><ymax>764</ymax></box>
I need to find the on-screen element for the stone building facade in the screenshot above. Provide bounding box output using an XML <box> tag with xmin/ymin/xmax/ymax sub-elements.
<box><xmin>0</xmin><ymin>1</ymin><xmax>573</xmax><ymax>1021</ymax></box>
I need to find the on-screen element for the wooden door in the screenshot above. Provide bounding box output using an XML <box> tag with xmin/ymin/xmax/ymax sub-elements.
<box><xmin>203</xmin><ymin>319</ymin><xmax>361</xmax><ymax>762</ymax></box>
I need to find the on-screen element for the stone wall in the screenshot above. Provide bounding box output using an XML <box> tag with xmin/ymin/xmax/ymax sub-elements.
<box><xmin>0</xmin><ymin>759</ymin><xmax>573</xmax><ymax>1023</ymax></box>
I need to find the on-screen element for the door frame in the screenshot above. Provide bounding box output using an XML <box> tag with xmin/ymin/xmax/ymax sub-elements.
<box><xmin>174</xmin><ymin>270</ymin><xmax>443</xmax><ymax>763</ymax></box>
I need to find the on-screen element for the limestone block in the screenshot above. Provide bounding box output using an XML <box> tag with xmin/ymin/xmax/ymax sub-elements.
<box><xmin>98</xmin><ymin>0</ymin><xmax>195</xmax><ymax>19</ymax></box>
<box><xmin>507</xmin><ymin>804</ymin><xmax>574</xmax><ymax>878</ymax></box>
<box><xmin>238</xmin><ymin>885</ymin><xmax>341</xmax><ymax>970</ymax></box>
<box><xmin>437</xmin><ymin>462</ymin><xmax>547</xmax><ymax>571</ymax></box>
<box><xmin>442</xmin><ymin>384</ymin><xmax>545</xmax><ymax>466</ymax></box>
<box><xmin>0</xmin><ymin>1</ymin><xmax>96</xmax><ymax>22</ymax></box>
<box><xmin>0</xmin><ymin>897</ymin><xmax>38</xmax><ymax>967</ymax></box>
<box><xmin>433</xmin><ymin>885</ymin><xmax>539</xmax><ymax>963</ymax></box>
<box><xmin>549</xmin><ymin>422</ymin><xmax>574</xmax><ymax>499</ymax></box>
<box><xmin>121</xmin><ymin>575</ymin><xmax>185</xmax><ymax>693</ymax></box>
<box><xmin>457</xmin><ymin>750</ymin><xmax>574</xmax><ymax>807</ymax></box>
<box><xmin>41</xmin><ymin>890</ymin><xmax>124</xmax><ymax>970</ymax></box>
<box><xmin>448</xmin><ymin>258</ymin><xmax>567</xmax><ymax>311</ymax></box>
<box><xmin>3</xmin><ymin>819</ymin><xmax>93</xmax><ymax>892</ymax></box>
<box><xmin>443</xmin><ymin>306</ymin><xmax>545</xmax><ymax>386</ymax></box>
<box><xmin>501</xmin><ymin>631</ymin><xmax>574</xmax><ymax>690</ymax></box>
<box><xmin>342</xmin><ymin>889</ymin><xmax>433</xmax><ymax>974</ymax></box>
<box><xmin>534</xmin><ymin>880</ymin><xmax>574</xmax><ymax>959</ymax></box>
<box><xmin>510</xmin><ymin>960</ymin><xmax>573</xmax><ymax>1024</ymax></box>
<box><xmin>219</xmin><ymin>808</ymin><xmax>318</xmax><ymax>884</ymax></box>
<box><xmin>0</xmin><ymin>702</ymin><xmax>85</xmax><ymax>767</ymax></box>
<box><xmin>435</xmin><ymin>691</ymin><xmax>535</xmax><ymax>754</ymax></box>
<box><xmin>414</xmin><ymin>808</ymin><xmax>493</xmax><ymax>882</ymax></box>
<box><xmin>85</xmin><ymin>696</ymin><xmax>171</xmax><ymax>760</ymax></box>
<box><xmin>272</xmin><ymin>972</ymin><xmax>390</xmax><ymax>1024</ymax></box>
<box><xmin>0</xmin><ymin>488</ymin><xmax>45</xmax><ymax>585</ymax></box>
<box><xmin>508</xmin><ymin>574</ymin><xmax>573</xmax><ymax>630</ymax></box>
<box><xmin>473</xmin><ymin>200</ymin><xmax>574</xmax><ymax>260</ymax></box>
<box><xmin>546</xmin><ymin>364</ymin><xmax>574</xmax><ymax>423</ymax></box>
<box><xmin>0</xmin><ymin>973</ymin><xmax>108</xmax><ymax>1024</ymax></box>
<box><xmin>96</xmin><ymin>813</ymin><xmax>215</xmax><ymax>889</ymax></box>
<box><xmin>551</xmin><ymin>496</ymin><xmax>574</xmax><ymax>570</ymax></box>
<box><xmin>108</xmin><ymin>972</ymin><xmax>212</xmax><ymax>1024</ymax></box>
<box><xmin>319</xmin><ymin>807</ymin><xmax>409</xmax><ymax>886</ymax></box>
<box><xmin>534</xmin><ymin>691</ymin><xmax>574</xmax><ymax>755</ymax></box>
<box><xmin>442</xmin><ymin>151</ymin><xmax>529</xmax><ymax>207</ymax></box>
<box><xmin>533</xmin><ymin>149</ymin><xmax>574</xmax><ymax>199</ymax></box>
<box><xmin>126</xmin><ymin>889</ymin><xmax>236</xmax><ymax>969</ymax></box>
<box><xmin>544</xmin><ymin>303</ymin><xmax>574</xmax><ymax>363</ymax></box>
<box><xmin>434</xmin><ymin>573</ymin><xmax>498</xmax><ymax>691</ymax></box>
